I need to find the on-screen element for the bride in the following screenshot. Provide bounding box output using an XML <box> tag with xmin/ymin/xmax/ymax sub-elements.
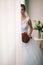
<box><xmin>21</xmin><ymin>4</ymin><xmax>43</xmax><ymax>65</ymax></box>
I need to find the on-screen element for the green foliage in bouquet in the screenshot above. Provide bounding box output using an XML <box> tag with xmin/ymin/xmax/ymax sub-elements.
<box><xmin>34</xmin><ymin>20</ymin><xmax>43</xmax><ymax>38</ymax></box>
<box><xmin>34</xmin><ymin>20</ymin><xmax>41</xmax><ymax>30</ymax></box>
<box><xmin>34</xmin><ymin>20</ymin><xmax>41</xmax><ymax>38</ymax></box>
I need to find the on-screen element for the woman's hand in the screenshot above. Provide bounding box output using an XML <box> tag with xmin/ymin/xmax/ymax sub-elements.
<box><xmin>28</xmin><ymin>34</ymin><xmax>31</xmax><ymax>37</ymax></box>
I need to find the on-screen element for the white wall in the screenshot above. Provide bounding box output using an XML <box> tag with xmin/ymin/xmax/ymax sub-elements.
<box><xmin>29</xmin><ymin>0</ymin><xmax>43</xmax><ymax>21</ymax></box>
<box><xmin>27</xmin><ymin>0</ymin><xmax>43</xmax><ymax>37</ymax></box>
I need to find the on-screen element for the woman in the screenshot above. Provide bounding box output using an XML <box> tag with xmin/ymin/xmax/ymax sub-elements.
<box><xmin>21</xmin><ymin>4</ymin><xmax>43</xmax><ymax>65</ymax></box>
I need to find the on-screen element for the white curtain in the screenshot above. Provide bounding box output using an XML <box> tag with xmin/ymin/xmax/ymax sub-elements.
<box><xmin>0</xmin><ymin>0</ymin><xmax>16</xmax><ymax>65</ymax></box>
<box><xmin>0</xmin><ymin>0</ymin><xmax>22</xmax><ymax>65</ymax></box>
<box><xmin>16</xmin><ymin>0</ymin><xmax>25</xmax><ymax>65</ymax></box>
<box><xmin>0</xmin><ymin>0</ymin><xmax>20</xmax><ymax>65</ymax></box>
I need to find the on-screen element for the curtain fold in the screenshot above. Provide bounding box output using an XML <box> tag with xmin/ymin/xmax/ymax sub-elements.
<box><xmin>0</xmin><ymin>0</ymin><xmax>16</xmax><ymax>65</ymax></box>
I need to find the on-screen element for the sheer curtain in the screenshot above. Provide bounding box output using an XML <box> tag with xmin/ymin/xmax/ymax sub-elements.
<box><xmin>0</xmin><ymin>0</ymin><xmax>22</xmax><ymax>65</ymax></box>
<box><xmin>0</xmin><ymin>0</ymin><xmax>16</xmax><ymax>65</ymax></box>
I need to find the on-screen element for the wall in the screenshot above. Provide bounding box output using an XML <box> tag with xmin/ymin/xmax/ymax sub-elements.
<box><xmin>27</xmin><ymin>0</ymin><xmax>43</xmax><ymax>37</ymax></box>
<box><xmin>28</xmin><ymin>0</ymin><xmax>43</xmax><ymax>21</ymax></box>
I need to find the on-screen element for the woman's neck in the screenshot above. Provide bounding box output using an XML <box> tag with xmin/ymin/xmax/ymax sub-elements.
<box><xmin>21</xmin><ymin>14</ymin><xmax>26</xmax><ymax>21</ymax></box>
<box><xmin>21</xmin><ymin>14</ymin><xmax>26</xmax><ymax>18</ymax></box>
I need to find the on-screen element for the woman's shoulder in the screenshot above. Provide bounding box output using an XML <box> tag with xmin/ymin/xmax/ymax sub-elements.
<box><xmin>22</xmin><ymin>16</ymin><xmax>30</xmax><ymax>24</ymax></box>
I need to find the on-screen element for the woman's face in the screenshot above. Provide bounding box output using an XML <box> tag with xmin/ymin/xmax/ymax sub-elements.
<box><xmin>21</xmin><ymin>7</ymin><xmax>25</xmax><ymax>15</ymax></box>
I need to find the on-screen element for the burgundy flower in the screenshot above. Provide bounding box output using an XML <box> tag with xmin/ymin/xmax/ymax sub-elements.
<box><xmin>22</xmin><ymin>32</ymin><xmax>30</xmax><ymax>43</ymax></box>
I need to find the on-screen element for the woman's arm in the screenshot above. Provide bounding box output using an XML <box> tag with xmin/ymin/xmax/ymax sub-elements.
<box><xmin>28</xmin><ymin>19</ymin><xmax>33</xmax><ymax>37</ymax></box>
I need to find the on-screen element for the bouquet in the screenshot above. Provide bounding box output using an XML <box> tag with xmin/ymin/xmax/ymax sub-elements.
<box><xmin>22</xmin><ymin>32</ymin><xmax>30</xmax><ymax>43</ymax></box>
